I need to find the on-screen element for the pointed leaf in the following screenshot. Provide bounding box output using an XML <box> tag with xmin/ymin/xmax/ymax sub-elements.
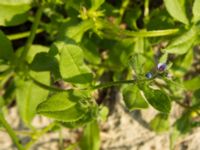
<box><xmin>163</xmin><ymin>0</ymin><xmax>189</xmax><ymax>24</ymax></box>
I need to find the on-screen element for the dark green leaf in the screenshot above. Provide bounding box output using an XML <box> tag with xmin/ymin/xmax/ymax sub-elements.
<box><xmin>150</xmin><ymin>113</ymin><xmax>170</xmax><ymax>133</ymax></box>
<box><xmin>141</xmin><ymin>86</ymin><xmax>171</xmax><ymax>113</ymax></box>
<box><xmin>122</xmin><ymin>85</ymin><xmax>148</xmax><ymax>111</ymax></box>
<box><xmin>0</xmin><ymin>30</ymin><xmax>13</xmax><ymax>60</ymax></box>
<box><xmin>79</xmin><ymin>120</ymin><xmax>100</xmax><ymax>150</ymax></box>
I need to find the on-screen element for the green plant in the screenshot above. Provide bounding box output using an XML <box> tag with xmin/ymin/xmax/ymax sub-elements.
<box><xmin>0</xmin><ymin>0</ymin><xmax>200</xmax><ymax>149</ymax></box>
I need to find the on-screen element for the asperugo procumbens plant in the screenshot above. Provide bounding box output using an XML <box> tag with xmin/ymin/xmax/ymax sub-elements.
<box><xmin>0</xmin><ymin>0</ymin><xmax>200</xmax><ymax>149</ymax></box>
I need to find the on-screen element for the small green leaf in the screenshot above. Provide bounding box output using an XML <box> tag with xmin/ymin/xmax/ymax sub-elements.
<box><xmin>163</xmin><ymin>0</ymin><xmax>189</xmax><ymax>24</ymax></box>
<box><xmin>150</xmin><ymin>113</ymin><xmax>170</xmax><ymax>133</ymax></box>
<box><xmin>79</xmin><ymin>120</ymin><xmax>100</xmax><ymax>150</ymax></box>
<box><xmin>59</xmin><ymin>44</ymin><xmax>93</xmax><ymax>84</ymax></box>
<box><xmin>141</xmin><ymin>86</ymin><xmax>171</xmax><ymax>113</ymax></box>
<box><xmin>122</xmin><ymin>85</ymin><xmax>148</xmax><ymax>111</ymax></box>
<box><xmin>184</xmin><ymin>76</ymin><xmax>200</xmax><ymax>91</ymax></box>
<box><xmin>0</xmin><ymin>0</ymin><xmax>31</xmax><ymax>26</ymax></box>
<box><xmin>192</xmin><ymin>0</ymin><xmax>200</xmax><ymax>23</ymax></box>
<box><xmin>0</xmin><ymin>30</ymin><xmax>13</xmax><ymax>60</ymax></box>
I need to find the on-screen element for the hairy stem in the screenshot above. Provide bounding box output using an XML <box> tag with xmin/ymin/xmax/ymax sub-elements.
<box><xmin>92</xmin><ymin>80</ymin><xmax>136</xmax><ymax>89</ymax></box>
<box><xmin>0</xmin><ymin>113</ymin><xmax>24</xmax><ymax>150</ymax></box>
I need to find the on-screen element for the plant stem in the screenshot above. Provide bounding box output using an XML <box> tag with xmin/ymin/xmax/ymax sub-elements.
<box><xmin>20</xmin><ymin>5</ymin><xmax>44</xmax><ymax>60</ymax></box>
<box><xmin>7</xmin><ymin>29</ymin><xmax>44</xmax><ymax>41</ymax></box>
<box><xmin>122</xmin><ymin>28</ymin><xmax>179</xmax><ymax>37</ymax></box>
<box><xmin>92</xmin><ymin>80</ymin><xmax>136</xmax><ymax>90</ymax></box>
<box><xmin>0</xmin><ymin>113</ymin><xmax>24</xmax><ymax>150</ymax></box>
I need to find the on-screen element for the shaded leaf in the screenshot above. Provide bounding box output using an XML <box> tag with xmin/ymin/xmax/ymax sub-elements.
<box><xmin>0</xmin><ymin>30</ymin><xmax>13</xmax><ymax>60</ymax></box>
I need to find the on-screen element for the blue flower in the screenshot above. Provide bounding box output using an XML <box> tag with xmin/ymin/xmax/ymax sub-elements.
<box><xmin>145</xmin><ymin>72</ymin><xmax>153</xmax><ymax>79</ymax></box>
<box><xmin>157</xmin><ymin>63</ymin><xmax>166</xmax><ymax>71</ymax></box>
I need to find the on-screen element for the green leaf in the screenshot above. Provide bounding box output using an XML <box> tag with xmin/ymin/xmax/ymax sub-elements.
<box><xmin>38</xmin><ymin>105</ymin><xmax>85</xmax><ymax>122</ymax></box>
<box><xmin>59</xmin><ymin>44</ymin><xmax>93</xmax><ymax>84</ymax></box>
<box><xmin>58</xmin><ymin>20</ymin><xmax>94</xmax><ymax>43</ymax></box>
<box><xmin>37</xmin><ymin>90</ymin><xmax>90</xmax><ymax>122</ymax></box>
<box><xmin>0</xmin><ymin>30</ymin><xmax>13</xmax><ymax>60</ymax></box>
<box><xmin>122</xmin><ymin>85</ymin><xmax>148</xmax><ymax>111</ymax></box>
<box><xmin>150</xmin><ymin>113</ymin><xmax>170</xmax><ymax>133</ymax></box>
<box><xmin>129</xmin><ymin>53</ymin><xmax>146</xmax><ymax>75</ymax></box>
<box><xmin>91</xmin><ymin>0</ymin><xmax>105</xmax><ymax>10</ymax></box>
<box><xmin>141</xmin><ymin>86</ymin><xmax>171</xmax><ymax>113</ymax></box>
<box><xmin>163</xmin><ymin>0</ymin><xmax>189</xmax><ymax>24</ymax></box>
<box><xmin>15</xmin><ymin>72</ymin><xmax>50</xmax><ymax>126</ymax></box>
<box><xmin>163</xmin><ymin>28</ymin><xmax>197</xmax><ymax>54</ymax></box>
<box><xmin>81</xmin><ymin>38</ymin><xmax>101</xmax><ymax>65</ymax></box>
<box><xmin>99</xmin><ymin>106</ymin><xmax>109</xmax><ymax>122</ymax></box>
<box><xmin>192</xmin><ymin>0</ymin><xmax>200</xmax><ymax>23</ymax></box>
<box><xmin>184</xmin><ymin>76</ymin><xmax>200</xmax><ymax>91</ymax></box>
<box><xmin>0</xmin><ymin>0</ymin><xmax>31</xmax><ymax>26</ymax></box>
<box><xmin>79</xmin><ymin>120</ymin><xmax>100</xmax><ymax>150</ymax></box>
<box><xmin>37</xmin><ymin>91</ymin><xmax>81</xmax><ymax>112</ymax></box>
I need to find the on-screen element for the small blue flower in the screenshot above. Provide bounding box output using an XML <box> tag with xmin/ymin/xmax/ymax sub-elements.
<box><xmin>157</xmin><ymin>63</ymin><xmax>167</xmax><ymax>71</ymax></box>
<box><xmin>145</xmin><ymin>72</ymin><xmax>153</xmax><ymax>79</ymax></box>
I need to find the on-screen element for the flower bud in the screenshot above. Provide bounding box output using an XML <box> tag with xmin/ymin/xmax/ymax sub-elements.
<box><xmin>157</xmin><ymin>63</ymin><xmax>166</xmax><ymax>71</ymax></box>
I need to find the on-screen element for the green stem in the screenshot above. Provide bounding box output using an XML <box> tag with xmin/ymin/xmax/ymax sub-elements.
<box><xmin>7</xmin><ymin>29</ymin><xmax>44</xmax><ymax>41</ymax></box>
<box><xmin>92</xmin><ymin>80</ymin><xmax>136</xmax><ymax>90</ymax></box>
<box><xmin>122</xmin><ymin>28</ymin><xmax>180</xmax><ymax>37</ymax></box>
<box><xmin>0</xmin><ymin>113</ymin><xmax>24</xmax><ymax>150</ymax></box>
<box><xmin>20</xmin><ymin>5</ymin><xmax>44</xmax><ymax>60</ymax></box>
